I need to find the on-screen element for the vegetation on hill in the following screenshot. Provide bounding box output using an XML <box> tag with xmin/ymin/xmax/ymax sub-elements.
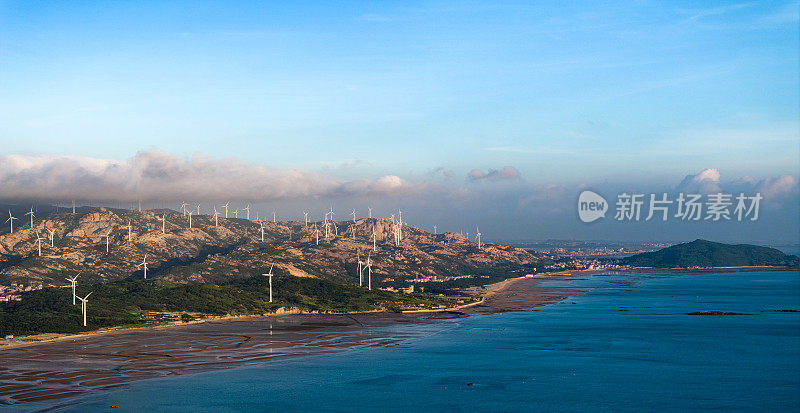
<box><xmin>620</xmin><ymin>239</ymin><xmax>800</xmax><ymax>268</ymax></box>
<box><xmin>0</xmin><ymin>272</ymin><xmax>451</xmax><ymax>336</ymax></box>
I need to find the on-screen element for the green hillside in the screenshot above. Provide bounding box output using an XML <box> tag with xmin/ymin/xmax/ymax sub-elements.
<box><xmin>620</xmin><ymin>239</ymin><xmax>800</xmax><ymax>268</ymax></box>
<box><xmin>0</xmin><ymin>272</ymin><xmax>450</xmax><ymax>336</ymax></box>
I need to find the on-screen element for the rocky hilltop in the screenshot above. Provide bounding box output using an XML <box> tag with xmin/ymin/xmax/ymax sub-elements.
<box><xmin>0</xmin><ymin>208</ymin><xmax>542</xmax><ymax>288</ymax></box>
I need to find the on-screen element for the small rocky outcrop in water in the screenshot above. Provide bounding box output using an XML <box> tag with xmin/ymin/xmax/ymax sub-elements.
<box><xmin>687</xmin><ymin>311</ymin><xmax>744</xmax><ymax>316</ymax></box>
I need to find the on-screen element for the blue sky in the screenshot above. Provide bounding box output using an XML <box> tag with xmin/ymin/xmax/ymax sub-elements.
<box><xmin>0</xmin><ymin>1</ymin><xmax>798</xmax><ymax>242</ymax></box>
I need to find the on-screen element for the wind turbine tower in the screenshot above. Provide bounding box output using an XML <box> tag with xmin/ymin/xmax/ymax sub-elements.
<box><xmin>138</xmin><ymin>254</ymin><xmax>149</xmax><ymax>279</ymax></box>
<box><xmin>25</xmin><ymin>207</ymin><xmax>35</xmax><ymax>228</ymax></box>
<box><xmin>77</xmin><ymin>292</ymin><xmax>93</xmax><ymax>327</ymax></box>
<box><xmin>5</xmin><ymin>211</ymin><xmax>17</xmax><ymax>233</ymax></box>
<box><xmin>262</xmin><ymin>264</ymin><xmax>274</xmax><ymax>303</ymax></box>
<box><xmin>357</xmin><ymin>251</ymin><xmax>364</xmax><ymax>287</ymax></box>
<box><xmin>366</xmin><ymin>253</ymin><xmax>373</xmax><ymax>290</ymax></box>
<box><xmin>34</xmin><ymin>232</ymin><xmax>43</xmax><ymax>256</ymax></box>
<box><xmin>158</xmin><ymin>213</ymin><xmax>167</xmax><ymax>233</ymax></box>
<box><xmin>65</xmin><ymin>274</ymin><xmax>79</xmax><ymax>305</ymax></box>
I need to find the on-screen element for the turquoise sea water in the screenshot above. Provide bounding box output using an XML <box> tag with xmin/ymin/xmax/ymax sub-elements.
<box><xmin>57</xmin><ymin>270</ymin><xmax>800</xmax><ymax>412</ymax></box>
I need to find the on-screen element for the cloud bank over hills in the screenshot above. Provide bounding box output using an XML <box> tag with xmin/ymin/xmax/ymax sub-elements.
<box><xmin>0</xmin><ymin>150</ymin><xmax>796</xmax><ymax>243</ymax></box>
<box><xmin>0</xmin><ymin>150</ymin><xmax>420</xmax><ymax>202</ymax></box>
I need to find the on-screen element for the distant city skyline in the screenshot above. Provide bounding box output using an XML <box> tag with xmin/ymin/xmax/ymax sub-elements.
<box><xmin>1</xmin><ymin>1</ymin><xmax>797</xmax><ymax>243</ymax></box>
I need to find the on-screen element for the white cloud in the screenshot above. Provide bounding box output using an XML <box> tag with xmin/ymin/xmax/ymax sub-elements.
<box><xmin>756</xmin><ymin>175</ymin><xmax>798</xmax><ymax>199</ymax></box>
<box><xmin>0</xmin><ymin>149</ymin><xmax>419</xmax><ymax>202</ymax></box>
<box><xmin>676</xmin><ymin>168</ymin><xmax>798</xmax><ymax>200</ymax></box>
<box><xmin>676</xmin><ymin>168</ymin><xmax>722</xmax><ymax>193</ymax></box>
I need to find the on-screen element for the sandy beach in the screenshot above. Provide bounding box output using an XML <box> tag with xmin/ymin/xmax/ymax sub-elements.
<box><xmin>0</xmin><ymin>274</ymin><xmax>581</xmax><ymax>408</ymax></box>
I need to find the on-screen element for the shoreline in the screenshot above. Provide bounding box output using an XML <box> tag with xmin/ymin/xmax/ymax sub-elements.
<box><xmin>0</xmin><ymin>271</ymin><xmax>577</xmax><ymax>352</ymax></box>
<box><xmin>2</xmin><ymin>266</ymin><xmax>792</xmax><ymax>351</ymax></box>
<box><xmin>0</xmin><ymin>273</ymin><xmax>581</xmax><ymax>406</ymax></box>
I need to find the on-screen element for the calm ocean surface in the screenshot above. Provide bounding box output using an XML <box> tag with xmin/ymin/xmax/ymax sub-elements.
<box><xmin>57</xmin><ymin>270</ymin><xmax>800</xmax><ymax>412</ymax></box>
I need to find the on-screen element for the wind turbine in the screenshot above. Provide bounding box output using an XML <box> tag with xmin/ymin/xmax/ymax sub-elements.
<box><xmin>138</xmin><ymin>254</ymin><xmax>149</xmax><ymax>279</ymax></box>
<box><xmin>65</xmin><ymin>273</ymin><xmax>79</xmax><ymax>305</ymax></box>
<box><xmin>397</xmin><ymin>209</ymin><xmax>403</xmax><ymax>241</ymax></box>
<box><xmin>196</xmin><ymin>203</ymin><xmax>201</xmax><ymax>215</ymax></box>
<box><xmin>244</xmin><ymin>204</ymin><xmax>250</xmax><ymax>220</ymax></box>
<box><xmin>77</xmin><ymin>292</ymin><xmax>93</xmax><ymax>327</ymax></box>
<box><xmin>105</xmin><ymin>230</ymin><xmax>111</xmax><ymax>252</ymax></box>
<box><xmin>313</xmin><ymin>223</ymin><xmax>320</xmax><ymax>245</ymax></box>
<box><xmin>303</xmin><ymin>211</ymin><xmax>308</xmax><ymax>226</ymax></box>
<box><xmin>357</xmin><ymin>251</ymin><xmax>364</xmax><ymax>287</ymax></box>
<box><xmin>272</xmin><ymin>210</ymin><xmax>276</xmax><ymax>223</ymax></box>
<box><xmin>475</xmin><ymin>226</ymin><xmax>482</xmax><ymax>249</ymax></box>
<box><xmin>223</xmin><ymin>202</ymin><xmax>230</xmax><ymax>218</ymax></box>
<box><xmin>72</xmin><ymin>200</ymin><xmax>76</xmax><ymax>214</ymax></box>
<box><xmin>260</xmin><ymin>221</ymin><xmax>265</xmax><ymax>242</ymax></box>
<box><xmin>262</xmin><ymin>264</ymin><xmax>274</xmax><ymax>303</ymax></box>
<box><xmin>126</xmin><ymin>220</ymin><xmax>132</xmax><ymax>242</ymax></box>
<box><xmin>47</xmin><ymin>228</ymin><xmax>55</xmax><ymax>247</ymax></box>
<box><xmin>25</xmin><ymin>207</ymin><xmax>35</xmax><ymax>228</ymax></box>
<box><xmin>5</xmin><ymin>210</ymin><xmax>17</xmax><ymax>233</ymax></box>
<box><xmin>434</xmin><ymin>225</ymin><xmax>437</xmax><ymax>235</ymax></box>
<box><xmin>368</xmin><ymin>207</ymin><xmax>372</xmax><ymax>219</ymax></box>
<box><xmin>158</xmin><ymin>212</ymin><xmax>167</xmax><ymax>234</ymax></box>
<box><xmin>213</xmin><ymin>207</ymin><xmax>220</xmax><ymax>227</ymax></box>
<box><xmin>233</xmin><ymin>208</ymin><xmax>239</xmax><ymax>218</ymax></box>
<box><xmin>372</xmin><ymin>228</ymin><xmax>377</xmax><ymax>252</ymax></box>
<box><xmin>365</xmin><ymin>253</ymin><xmax>373</xmax><ymax>290</ymax></box>
<box><xmin>187</xmin><ymin>211</ymin><xmax>193</xmax><ymax>228</ymax></box>
<box><xmin>181</xmin><ymin>201</ymin><xmax>188</xmax><ymax>216</ymax></box>
<box><xmin>34</xmin><ymin>232</ymin><xmax>43</xmax><ymax>256</ymax></box>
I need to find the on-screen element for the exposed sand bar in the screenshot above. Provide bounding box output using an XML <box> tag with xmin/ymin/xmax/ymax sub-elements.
<box><xmin>0</xmin><ymin>275</ymin><xmax>582</xmax><ymax>407</ymax></box>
